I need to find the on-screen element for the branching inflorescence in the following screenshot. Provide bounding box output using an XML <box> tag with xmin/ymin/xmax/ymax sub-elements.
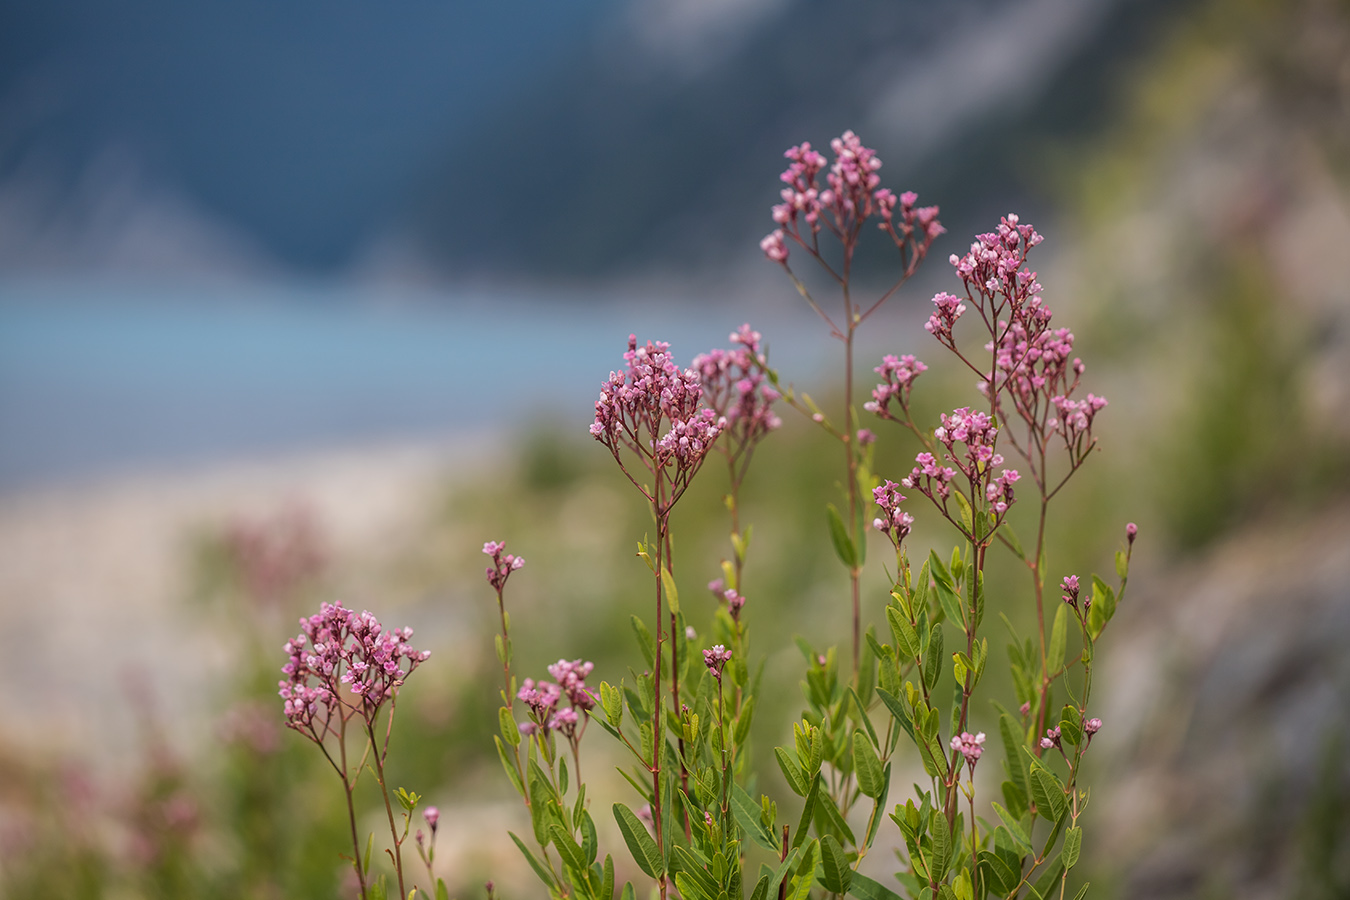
<box><xmin>284</xmin><ymin>128</ymin><xmax>1137</xmax><ymax>900</ymax></box>
<box><xmin>279</xmin><ymin>602</ymin><xmax>431</xmax><ymax>900</ymax></box>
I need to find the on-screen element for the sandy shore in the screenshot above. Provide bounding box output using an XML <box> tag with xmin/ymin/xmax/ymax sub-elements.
<box><xmin>0</xmin><ymin>434</ymin><xmax>498</xmax><ymax>766</ymax></box>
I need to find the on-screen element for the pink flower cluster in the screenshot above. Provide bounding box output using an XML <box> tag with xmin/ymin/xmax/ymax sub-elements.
<box><xmin>762</xmin><ymin>131</ymin><xmax>941</xmax><ymax>268</ymax></box>
<box><xmin>930</xmin><ymin>214</ymin><xmax>1109</xmax><ymax>466</ymax></box>
<box><xmin>483</xmin><ymin>541</ymin><xmax>524</xmax><ymax>593</ymax></box>
<box><xmin>279</xmin><ymin>601</ymin><xmax>430</xmax><ymax>737</ymax></box>
<box><xmin>871</xmin><ymin>479</ymin><xmax>914</xmax><ymax>549</ymax></box>
<box><xmin>692</xmin><ymin>324</ymin><xmax>781</xmax><ymax>459</ymax></box>
<box><xmin>591</xmin><ymin>336</ymin><xmax>725</xmax><ymax>496</ymax></box>
<box><xmin>517</xmin><ymin>658</ymin><xmax>596</xmax><ymax>738</ymax></box>
<box><xmin>950</xmin><ymin>731</ymin><xmax>986</xmax><ymax>767</ymax></box>
<box><xmin>864</xmin><ymin>354</ymin><xmax>928</xmax><ymax>421</ymax></box>
<box><xmin>1061</xmin><ymin>575</ymin><xmax>1080</xmax><ymax>608</ymax></box>
<box><xmin>903</xmin><ymin>407</ymin><xmax>1020</xmax><ymax>520</ymax></box>
<box><xmin>703</xmin><ymin>644</ymin><xmax>733</xmax><ymax>677</ymax></box>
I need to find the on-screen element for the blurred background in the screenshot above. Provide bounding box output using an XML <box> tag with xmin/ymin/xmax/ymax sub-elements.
<box><xmin>1</xmin><ymin>0</ymin><xmax>1349</xmax><ymax>896</ymax></box>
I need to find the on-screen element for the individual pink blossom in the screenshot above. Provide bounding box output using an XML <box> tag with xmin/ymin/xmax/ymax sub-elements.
<box><xmin>423</xmin><ymin>807</ymin><xmax>439</xmax><ymax>832</ymax></box>
<box><xmin>760</xmin><ymin>230</ymin><xmax>789</xmax><ymax>263</ymax></box>
<box><xmin>1126</xmin><ymin>522</ymin><xmax>1138</xmax><ymax>543</ymax></box>
<box><xmin>1040</xmin><ymin>725</ymin><xmax>1062</xmax><ymax>750</ymax></box>
<box><xmin>1084</xmin><ymin>717</ymin><xmax>1103</xmax><ymax>736</ymax></box>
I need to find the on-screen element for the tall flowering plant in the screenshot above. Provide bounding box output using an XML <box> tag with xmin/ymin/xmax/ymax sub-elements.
<box><xmin>279</xmin><ymin>602</ymin><xmax>437</xmax><ymax>900</ymax></box>
<box><xmin>285</xmin><ymin>130</ymin><xmax>1136</xmax><ymax>900</ymax></box>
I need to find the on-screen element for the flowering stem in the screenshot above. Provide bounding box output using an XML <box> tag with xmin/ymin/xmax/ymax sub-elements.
<box><xmin>652</xmin><ymin>486</ymin><xmax>669</xmax><ymax>900</ymax></box>
<box><xmin>366</xmin><ymin>720</ymin><xmax>407</xmax><ymax>900</ymax></box>
<box><xmin>338</xmin><ymin>715</ymin><xmax>369</xmax><ymax>900</ymax></box>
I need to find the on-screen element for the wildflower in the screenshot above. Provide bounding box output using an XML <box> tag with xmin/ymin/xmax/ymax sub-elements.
<box><xmin>950</xmin><ymin>731</ymin><xmax>986</xmax><ymax>767</ymax></box>
<box><xmin>423</xmin><ymin>807</ymin><xmax>439</xmax><ymax>832</ymax></box>
<box><xmin>483</xmin><ymin>541</ymin><xmax>525</xmax><ymax>593</ymax></box>
<box><xmin>724</xmin><ymin>589</ymin><xmax>746</xmax><ymax>621</ymax></box>
<box><xmin>1084</xmin><ymin>717</ymin><xmax>1103</xmax><ymax>737</ymax></box>
<box><xmin>871</xmin><ymin>480</ymin><xmax>914</xmax><ymax>548</ymax></box>
<box><xmin>1040</xmin><ymin>726</ymin><xmax>1062</xmax><ymax>750</ymax></box>
<box><xmin>1126</xmin><ymin>522</ymin><xmax>1138</xmax><ymax>543</ymax></box>
<box><xmin>1061</xmin><ymin>575</ymin><xmax>1080</xmax><ymax>608</ymax></box>
<box><xmin>590</xmin><ymin>336</ymin><xmax>725</xmax><ymax>504</ymax></box>
<box><xmin>765</xmin><ymin>131</ymin><xmax>941</xmax><ymax>274</ymax></box>
<box><xmin>692</xmin><ymin>325</ymin><xmax>781</xmax><ymax>461</ymax></box>
<box><xmin>703</xmin><ymin>645</ymin><xmax>733</xmax><ymax>677</ymax></box>
<box><xmin>866</xmin><ymin>354</ymin><xmax>928</xmax><ymax>421</ymax></box>
<box><xmin>279</xmin><ymin>601</ymin><xmax>429</xmax><ymax>736</ymax></box>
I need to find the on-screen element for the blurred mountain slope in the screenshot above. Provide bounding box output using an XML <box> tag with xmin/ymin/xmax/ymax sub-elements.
<box><xmin>0</xmin><ymin>0</ymin><xmax>1198</xmax><ymax>282</ymax></box>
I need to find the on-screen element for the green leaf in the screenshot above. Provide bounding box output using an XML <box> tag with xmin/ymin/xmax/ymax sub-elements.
<box><xmin>631</xmin><ymin>616</ymin><xmax>656</xmax><ymax>668</ymax></box>
<box><xmin>1059</xmin><ymin>706</ymin><xmax>1083</xmax><ymax>747</ymax></box>
<box><xmin>853</xmin><ymin>731</ymin><xmax>885</xmax><ymax>799</ymax></box>
<box><xmin>875</xmin><ymin>688</ymin><xmax>915</xmax><ymax>741</ymax></box>
<box><xmin>734</xmin><ymin>695</ymin><xmax>756</xmax><ymax>747</ymax></box>
<box><xmin>613</xmin><ymin>803</ymin><xmax>663</xmax><ymax>879</ymax></box>
<box><xmin>929</xmin><ymin>810</ymin><xmax>952</xmax><ymax>882</ymax></box>
<box><xmin>601</xmin><ymin>855</ymin><xmax>615</xmax><ymax>900</ymax></box>
<box><xmin>819</xmin><ymin>834</ymin><xmax>853</xmax><ymax>894</ymax></box>
<box><xmin>370</xmin><ymin>879</ymin><xmax>387</xmax><ymax>900</ymax></box>
<box><xmin>991</xmin><ymin>802</ymin><xmax>1032</xmax><ymax>852</ymax></box>
<box><xmin>661</xmin><ymin>567</ymin><xmax>681</xmax><ymax>615</ymax></box>
<box><xmin>620</xmin><ymin>881</ymin><xmax>636</xmax><ymax>900</ymax></box>
<box><xmin>929</xmin><ymin>551</ymin><xmax>965</xmax><ymax>627</ymax></box>
<box><xmin>979</xmin><ymin>849</ymin><xmax>1020</xmax><ymax>895</ymax></box>
<box><xmin>999</xmin><ymin>714</ymin><xmax>1028</xmax><ymax>807</ymax></box>
<box><xmin>886</xmin><ymin>606</ymin><xmax>922</xmax><ymax>661</ymax></box>
<box><xmin>1073</xmin><ymin>882</ymin><xmax>1091</xmax><ymax>900</ymax></box>
<box><xmin>509</xmin><ymin>831</ymin><xmax>558</xmax><ymax>889</ymax></box>
<box><xmin>775</xmin><ymin>746</ymin><xmax>807</xmax><ymax>797</ymax></box>
<box><xmin>793</xmin><ymin>775</ymin><xmax>820</xmax><ymax>850</ymax></box>
<box><xmin>749</xmin><ymin>874</ymin><xmax>771</xmax><ymax>900</ymax></box>
<box><xmin>499</xmin><ymin>706</ymin><xmax>521</xmax><ymax>746</ymax></box>
<box><xmin>436</xmin><ymin>878</ymin><xmax>449</xmax><ymax>900</ymax></box>
<box><xmin>549</xmin><ymin>824</ymin><xmax>586</xmax><ymax>874</ymax></box>
<box><xmin>1004</xmin><ymin>523</ymin><xmax>1027</xmax><ymax>560</ymax></box>
<box><xmin>601</xmin><ymin>681</ymin><xmax>624</xmax><ymax>728</ymax></box>
<box><xmin>580</xmin><ymin>807</ymin><xmax>598</xmax><ymax>865</ymax></box>
<box><xmin>1030</xmin><ymin>860</ymin><xmax>1065</xmax><ymax>900</ymax></box>
<box><xmin>923</xmin><ymin>624</ymin><xmax>944</xmax><ymax>694</ymax></box>
<box><xmin>846</xmin><ymin>871</ymin><xmax>905</xmax><ymax>900</ymax></box>
<box><xmin>731</xmin><ymin>782</ymin><xmax>779</xmax><ymax>851</ymax></box>
<box><xmin>827</xmin><ymin>504</ymin><xmax>858</xmax><ymax>570</ymax></box>
<box><xmin>953</xmin><ymin>490</ymin><xmax>974</xmax><ymax>535</ymax></box>
<box><xmin>673</xmin><ymin>847</ymin><xmax>720</xmax><ymax>899</ymax></box>
<box><xmin>1027</xmin><ymin>757</ymin><xmax>1067</xmax><ymax>821</ymax></box>
<box><xmin>1062</xmin><ymin>825</ymin><xmax>1082</xmax><ymax>869</ymax></box>
<box><xmin>363</xmin><ymin>832</ymin><xmax>374</xmax><ymax>879</ymax></box>
<box><xmin>1048</xmin><ymin>603</ymin><xmax>1068</xmax><ymax>675</ymax></box>
<box><xmin>1115</xmin><ymin>548</ymin><xmax>1128</xmax><ymax>581</ymax></box>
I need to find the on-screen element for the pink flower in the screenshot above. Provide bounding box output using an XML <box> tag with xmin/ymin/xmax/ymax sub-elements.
<box><xmin>703</xmin><ymin>645</ymin><xmax>733</xmax><ymax>677</ymax></box>
<box><xmin>950</xmin><ymin>731</ymin><xmax>986</xmax><ymax>767</ymax></box>
<box><xmin>483</xmin><ymin>540</ymin><xmax>525</xmax><ymax>593</ymax></box>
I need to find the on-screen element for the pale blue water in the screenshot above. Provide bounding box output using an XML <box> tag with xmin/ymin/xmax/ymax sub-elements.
<box><xmin>0</xmin><ymin>278</ymin><xmax>841</xmax><ymax>491</ymax></box>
